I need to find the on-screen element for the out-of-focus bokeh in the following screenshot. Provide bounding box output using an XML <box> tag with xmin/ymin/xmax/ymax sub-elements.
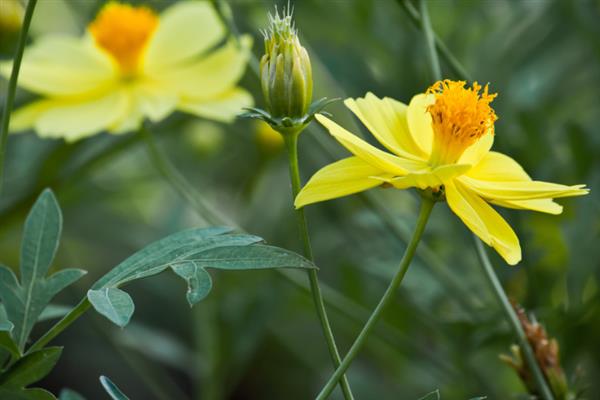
<box><xmin>0</xmin><ymin>0</ymin><xmax>598</xmax><ymax>399</ymax></box>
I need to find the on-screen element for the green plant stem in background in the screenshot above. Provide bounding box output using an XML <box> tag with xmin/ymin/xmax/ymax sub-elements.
<box><xmin>419</xmin><ymin>0</ymin><xmax>442</xmax><ymax>82</ymax></box>
<box><xmin>26</xmin><ymin>298</ymin><xmax>91</xmax><ymax>355</ymax></box>
<box><xmin>0</xmin><ymin>0</ymin><xmax>38</xmax><ymax>197</ymax></box>
<box><xmin>283</xmin><ymin>131</ymin><xmax>355</xmax><ymax>400</ymax></box>
<box><xmin>397</xmin><ymin>0</ymin><xmax>471</xmax><ymax>81</ymax></box>
<box><xmin>316</xmin><ymin>197</ymin><xmax>435</xmax><ymax>400</ymax></box>
<box><xmin>418</xmin><ymin>1</ymin><xmax>554</xmax><ymax>398</ymax></box>
<box><xmin>474</xmin><ymin>239</ymin><xmax>554</xmax><ymax>400</ymax></box>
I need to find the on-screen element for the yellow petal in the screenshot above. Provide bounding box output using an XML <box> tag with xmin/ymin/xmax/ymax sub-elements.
<box><xmin>144</xmin><ymin>1</ymin><xmax>225</xmax><ymax>72</ymax></box>
<box><xmin>295</xmin><ymin>157</ymin><xmax>391</xmax><ymax>208</ymax></box>
<box><xmin>377</xmin><ymin>164</ymin><xmax>471</xmax><ymax>190</ymax></box>
<box><xmin>157</xmin><ymin>36</ymin><xmax>252</xmax><ymax>100</ymax></box>
<box><xmin>406</xmin><ymin>93</ymin><xmax>434</xmax><ymax>156</ymax></box>
<box><xmin>9</xmin><ymin>100</ymin><xmax>55</xmax><ymax>132</ymax></box>
<box><xmin>0</xmin><ymin>35</ymin><xmax>115</xmax><ymax>96</ymax></box>
<box><xmin>467</xmin><ymin>151</ymin><xmax>529</xmax><ymax>181</ymax></box>
<box><xmin>133</xmin><ymin>82</ymin><xmax>178</xmax><ymax>122</ymax></box>
<box><xmin>490</xmin><ymin>198</ymin><xmax>563</xmax><ymax>215</ymax></box>
<box><xmin>458</xmin><ymin>130</ymin><xmax>494</xmax><ymax>165</ymax></box>
<box><xmin>35</xmin><ymin>90</ymin><xmax>129</xmax><ymax>141</ymax></box>
<box><xmin>446</xmin><ymin>180</ymin><xmax>521</xmax><ymax>265</ymax></box>
<box><xmin>315</xmin><ymin>114</ymin><xmax>426</xmax><ymax>175</ymax></box>
<box><xmin>461</xmin><ymin>177</ymin><xmax>588</xmax><ymax>201</ymax></box>
<box><xmin>344</xmin><ymin>93</ymin><xmax>427</xmax><ymax>160</ymax></box>
<box><xmin>179</xmin><ymin>87</ymin><xmax>253</xmax><ymax>123</ymax></box>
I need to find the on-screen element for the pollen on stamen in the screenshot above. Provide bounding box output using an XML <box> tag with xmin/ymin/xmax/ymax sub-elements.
<box><xmin>426</xmin><ymin>80</ymin><xmax>498</xmax><ymax>165</ymax></box>
<box><xmin>89</xmin><ymin>2</ymin><xmax>158</xmax><ymax>75</ymax></box>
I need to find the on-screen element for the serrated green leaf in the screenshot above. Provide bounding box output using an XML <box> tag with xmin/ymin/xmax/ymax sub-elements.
<box><xmin>0</xmin><ymin>387</ymin><xmax>56</xmax><ymax>400</ymax></box>
<box><xmin>58</xmin><ymin>388</ymin><xmax>85</xmax><ymax>400</ymax></box>
<box><xmin>87</xmin><ymin>289</ymin><xmax>134</xmax><ymax>327</ymax></box>
<box><xmin>171</xmin><ymin>262</ymin><xmax>212</xmax><ymax>306</ymax></box>
<box><xmin>88</xmin><ymin>227</ymin><xmax>314</xmax><ymax>326</ymax></box>
<box><xmin>99</xmin><ymin>376</ymin><xmax>130</xmax><ymax>400</ymax></box>
<box><xmin>0</xmin><ymin>347</ymin><xmax>62</xmax><ymax>388</ymax></box>
<box><xmin>0</xmin><ymin>190</ymin><xmax>87</xmax><ymax>351</ymax></box>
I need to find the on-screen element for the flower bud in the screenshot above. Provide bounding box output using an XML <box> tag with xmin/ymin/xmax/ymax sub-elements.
<box><xmin>260</xmin><ymin>8</ymin><xmax>312</xmax><ymax>120</ymax></box>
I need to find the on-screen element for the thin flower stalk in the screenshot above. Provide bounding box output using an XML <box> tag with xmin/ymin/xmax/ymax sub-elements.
<box><xmin>316</xmin><ymin>197</ymin><xmax>435</xmax><ymax>399</ymax></box>
<box><xmin>283</xmin><ymin>130</ymin><xmax>355</xmax><ymax>400</ymax></box>
<box><xmin>0</xmin><ymin>0</ymin><xmax>37</xmax><ymax>196</ymax></box>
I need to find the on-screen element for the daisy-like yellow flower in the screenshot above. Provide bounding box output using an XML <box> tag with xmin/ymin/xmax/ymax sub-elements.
<box><xmin>0</xmin><ymin>1</ymin><xmax>253</xmax><ymax>141</ymax></box>
<box><xmin>295</xmin><ymin>80</ymin><xmax>589</xmax><ymax>265</ymax></box>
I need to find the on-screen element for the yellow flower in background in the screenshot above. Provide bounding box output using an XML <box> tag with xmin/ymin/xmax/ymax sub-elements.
<box><xmin>0</xmin><ymin>1</ymin><xmax>253</xmax><ymax>141</ymax></box>
<box><xmin>296</xmin><ymin>80</ymin><xmax>589</xmax><ymax>265</ymax></box>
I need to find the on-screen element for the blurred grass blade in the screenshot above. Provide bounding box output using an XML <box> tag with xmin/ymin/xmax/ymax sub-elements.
<box><xmin>87</xmin><ymin>289</ymin><xmax>134</xmax><ymax>328</ymax></box>
<box><xmin>0</xmin><ymin>347</ymin><xmax>62</xmax><ymax>388</ymax></box>
<box><xmin>99</xmin><ymin>376</ymin><xmax>130</xmax><ymax>400</ymax></box>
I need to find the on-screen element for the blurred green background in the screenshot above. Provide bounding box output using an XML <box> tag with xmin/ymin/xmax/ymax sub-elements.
<box><xmin>1</xmin><ymin>0</ymin><xmax>599</xmax><ymax>399</ymax></box>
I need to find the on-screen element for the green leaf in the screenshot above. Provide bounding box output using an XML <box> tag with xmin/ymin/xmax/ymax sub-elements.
<box><xmin>171</xmin><ymin>262</ymin><xmax>212</xmax><ymax>306</ymax></box>
<box><xmin>0</xmin><ymin>387</ymin><xmax>56</xmax><ymax>400</ymax></box>
<box><xmin>0</xmin><ymin>347</ymin><xmax>62</xmax><ymax>388</ymax></box>
<box><xmin>0</xmin><ymin>190</ymin><xmax>87</xmax><ymax>350</ymax></box>
<box><xmin>418</xmin><ymin>390</ymin><xmax>440</xmax><ymax>400</ymax></box>
<box><xmin>88</xmin><ymin>227</ymin><xmax>314</xmax><ymax>326</ymax></box>
<box><xmin>58</xmin><ymin>388</ymin><xmax>85</xmax><ymax>400</ymax></box>
<box><xmin>0</xmin><ymin>332</ymin><xmax>20</xmax><ymax>359</ymax></box>
<box><xmin>0</xmin><ymin>303</ymin><xmax>13</xmax><ymax>332</ymax></box>
<box><xmin>99</xmin><ymin>376</ymin><xmax>130</xmax><ymax>400</ymax></box>
<box><xmin>87</xmin><ymin>289</ymin><xmax>134</xmax><ymax>328</ymax></box>
<box><xmin>186</xmin><ymin>244</ymin><xmax>317</xmax><ymax>270</ymax></box>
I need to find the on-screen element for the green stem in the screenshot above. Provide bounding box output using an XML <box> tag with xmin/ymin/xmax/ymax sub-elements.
<box><xmin>419</xmin><ymin>1</ymin><xmax>554</xmax><ymax>398</ymax></box>
<box><xmin>474</xmin><ymin>239</ymin><xmax>554</xmax><ymax>400</ymax></box>
<box><xmin>0</xmin><ymin>0</ymin><xmax>38</xmax><ymax>196</ymax></box>
<box><xmin>419</xmin><ymin>0</ymin><xmax>442</xmax><ymax>82</ymax></box>
<box><xmin>283</xmin><ymin>131</ymin><xmax>355</xmax><ymax>400</ymax></box>
<box><xmin>316</xmin><ymin>197</ymin><xmax>435</xmax><ymax>400</ymax></box>
<box><xmin>26</xmin><ymin>298</ymin><xmax>91</xmax><ymax>355</ymax></box>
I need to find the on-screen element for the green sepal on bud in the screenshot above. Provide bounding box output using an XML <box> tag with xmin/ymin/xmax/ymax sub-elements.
<box><xmin>240</xmin><ymin>6</ymin><xmax>338</xmax><ymax>135</ymax></box>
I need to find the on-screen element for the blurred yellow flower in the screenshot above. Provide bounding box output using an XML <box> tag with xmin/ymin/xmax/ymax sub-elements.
<box><xmin>0</xmin><ymin>0</ymin><xmax>24</xmax><ymax>33</ymax></box>
<box><xmin>0</xmin><ymin>1</ymin><xmax>253</xmax><ymax>141</ymax></box>
<box><xmin>296</xmin><ymin>80</ymin><xmax>589</xmax><ymax>265</ymax></box>
<box><xmin>255</xmin><ymin>121</ymin><xmax>284</xmax><ymax>154</ymax></box>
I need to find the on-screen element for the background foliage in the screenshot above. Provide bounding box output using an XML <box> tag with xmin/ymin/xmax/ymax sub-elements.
<box><xmin>0</xmin><ymin>0</ymin><xmax>598</xmax><ymax>398</ymax></box>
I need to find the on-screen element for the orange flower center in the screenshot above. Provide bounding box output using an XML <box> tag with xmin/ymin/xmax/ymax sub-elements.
<box><xmin>427</xmin><ymin>80</ymin><xmax>497</xmax><ymax>166</ymax></box>
<box><xmin>89</xmin><ymin>2</ymin><xmax>158</xmax><ymax>76</ymax></box>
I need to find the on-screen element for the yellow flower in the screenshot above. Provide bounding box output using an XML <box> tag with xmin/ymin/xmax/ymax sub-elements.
<box><xmin>0</xmin><ymin>1</ymin><xmax>253</xmax><ymax>142</ymax></box>
<box><xmin>295</xmin><ymin>80</ymin><xmax>589</xmax><ymax>265</ymax></box>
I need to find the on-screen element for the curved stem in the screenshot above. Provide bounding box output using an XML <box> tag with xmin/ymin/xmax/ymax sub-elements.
<box><xmin>283</xmin><ymin>132</ymin><xmax>355</xmax><ymax>400</ymax></box>
<box><xmin>26</xmin><ymin>298</ymin><xmax>91</xmax><ymax>355</ymax></box>
<box><xmin>0</xmin><ymin>0</ymin><xmax>38</xmax><ymax>196</ymax></box>
<box><xmin>316</xmin><ymin>197</ymin><xmax>435</xmax><ymax>400</ymax></box>
<box><xmin>474</xmin><ymin>239</ymin><xmax>554</xmax><ymax>400</ymax></box>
